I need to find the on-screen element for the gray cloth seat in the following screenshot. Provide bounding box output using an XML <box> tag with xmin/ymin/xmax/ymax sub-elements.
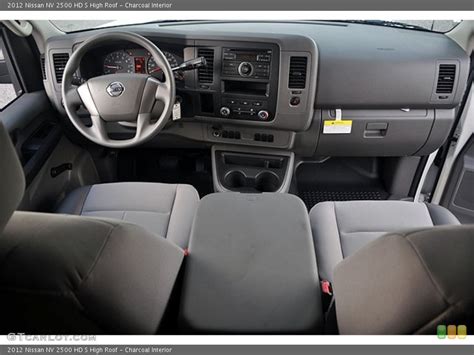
<box><xmin>1</xmin><ymin>211</ymin><xmax>184</xmax><ymax>334</ymax></box>
<box><xmin>0</xmin><ymin>122</ymin><xmax>186</xmax><ymax>334</ymax></box>
<box><xmin>333</xmin><ymin>225</ymin><xmax>474</xmax><ymax>334</ymax></box>
<box><xmin>57</xmin><ymin>182</ymin><xmax>200</xmax><ymax>249</ymax></box>
<box><xmin>309</xmin><ymin>200</ymin><xmax>460</xmax><ymax>282</ymax></box>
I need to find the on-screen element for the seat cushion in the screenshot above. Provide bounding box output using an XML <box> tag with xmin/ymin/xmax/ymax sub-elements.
<box><xmin>57</xmin><ymin>182</ymin><xmax>199</xmax><ymax>249</ymax></box>
<box><xmin>309</xmin><ymin>200</ymin><xmax>460</xmax><ymax>282</ymax></box>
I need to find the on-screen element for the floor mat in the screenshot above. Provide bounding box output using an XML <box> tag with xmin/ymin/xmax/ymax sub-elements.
<box><xmin>299</xmin><ymin>189</ymin><xmax>386</xmax><ymax>210</ymax></box>
<box><xmin>296</xmin><ymin>158</ymin><xmax>389</xmax><ymax>210</ymax></box>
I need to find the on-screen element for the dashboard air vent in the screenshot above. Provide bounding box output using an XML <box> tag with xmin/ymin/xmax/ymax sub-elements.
<box><xmin>197</xmin><ymin>48</ymin><xmax>214</xmax><ymax>84</ymax></box>
<box><xmin>436</xmin><ymin>64</ymin><xmax>456</xmax><ymax>94</ymax></box>
<box><xmin>52</xmin><ymin>52</ymin><xmax>70</xmax><ymax>84</ymax></box>
<box><xmin>40</xmin><ymin>54</ymin><xmax>46</xmax><ymax>80</ymax></box>
<box><xmin>288</xmin><ymin>56</ymin><xmax>308</xmax><ymax>89</ymax></box>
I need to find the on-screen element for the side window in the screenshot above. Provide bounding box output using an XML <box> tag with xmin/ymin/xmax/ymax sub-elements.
<box><xmin>0</xmin><ymin>35</ymin><xmax>22</xmax><ymax>110</ymax></box>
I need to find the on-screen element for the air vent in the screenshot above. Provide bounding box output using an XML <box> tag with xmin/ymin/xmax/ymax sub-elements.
<box><xmin>288</xmin><ymin>56</ymin><xmax>308</xmax><ymax>89</ymax></box>
<box><xmin>40</xmin><ymin>54</ymin><xmax>46</xmax><ymax>80</ymax></box>
<box><xmin>436</xmin><ymin>64</ymin><xmax>456</xmax><ymax>94</ymax></box>
<box><xmin>197</xmin><ymin>48</ymin><xmax>214</xmax><ymax>84</ymax></box>
<box><xmin>52</xmin><ymin>52</ymin><xmax>70</xmax><ymax>84</ymax></box>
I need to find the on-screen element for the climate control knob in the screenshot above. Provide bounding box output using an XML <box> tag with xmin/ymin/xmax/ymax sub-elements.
<box><xmin>258</xmin><ymin>110</ymin><xmax>270</xmax><ymax>121</ymax></box>
<box><xmin>238</xmin><ymin>62</ymin><xmax>254</xmax><ymax>77</ymax></box>
<box><xmin>220</xmin><ymin>106</ymin><xmax>231</xmax><ymax>117</ymax></box>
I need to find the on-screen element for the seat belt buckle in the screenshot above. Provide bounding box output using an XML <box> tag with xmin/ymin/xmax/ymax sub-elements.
<box><xmin>321</xmin><ymin>280</ymin><xmax>333</xmax><ymax>296</ymax></box>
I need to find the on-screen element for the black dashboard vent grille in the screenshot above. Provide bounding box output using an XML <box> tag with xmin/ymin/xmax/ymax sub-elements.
<box><xmin>288</xmin><ymin>56</ymin><xmax>308</xmax><ymax>89</ymax></box>
<box><xmin>197</xmin><ymin>48</ymin><xmax>214</xmax><ymax>84</ymax></box>
<box><xmin>52</xmin><ymin>52</ymin><xmax>70</xmax><ymax>84</ymax></box>
<box><xmin>436</xmin><ymin>64</ymin><xmax>456</xmax><ymax>94</ymax></box>
<box><xmin>40</xmin><ymin>54</ymin><xmax>46</xmax><ymax>80</ymax></box>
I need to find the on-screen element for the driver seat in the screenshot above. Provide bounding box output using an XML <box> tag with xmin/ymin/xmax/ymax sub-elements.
<box><xmin>57</xmin><ymin>182</ymin><xmax>200</xmax><ymax>249</ymax></box>
<box><xmin>0</xmin><ymin>123</ymin><xmax>188</xmax><ymax>334</ymax></box>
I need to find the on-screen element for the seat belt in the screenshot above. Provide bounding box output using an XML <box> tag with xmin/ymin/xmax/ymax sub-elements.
<box><xmin>321</xmin><ymin>280</ymin><xmax>339</xmax><ymax>334</ymax></box>
<box><xmin>324</xmin><ymin>297</ymin><xmax>339</xmax><ymax>334</ymax></box>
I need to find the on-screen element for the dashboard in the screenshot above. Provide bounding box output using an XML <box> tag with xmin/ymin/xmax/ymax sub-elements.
<box><xmin>75</xmin><ymin>40</ymin><xmax>283</xmax><ymax>124</ymax></box>
<box><xmin>44</xmin><ymin>21</ymin><xmax>470</xmax><ymax>156</ymax></box>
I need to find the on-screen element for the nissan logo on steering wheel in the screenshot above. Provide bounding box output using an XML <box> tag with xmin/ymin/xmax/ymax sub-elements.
<box><xmin>106</xmin><ymin>81</ymin><xmax>125</xmax><ymax>97</ymax></box>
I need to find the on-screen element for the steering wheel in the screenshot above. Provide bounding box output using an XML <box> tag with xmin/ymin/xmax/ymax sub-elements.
<box><xmin>62</xmin><ymin>32</ymin><xmax>175</xmax><ymax>148</ymax></box>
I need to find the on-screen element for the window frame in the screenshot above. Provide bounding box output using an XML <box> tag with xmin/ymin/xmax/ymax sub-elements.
<box><xmin>0</xmin><ymin>30</ymin><xmax>24</xmax><ymax>112</ymax></box>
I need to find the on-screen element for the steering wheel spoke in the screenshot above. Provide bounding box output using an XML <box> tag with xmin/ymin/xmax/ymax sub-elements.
<box><xmin>64</xmin><ymin>86</ymin><xmax>83</xmax><ymax>107</ymax></box>
<box><xmin>88</xmin><ymin>114</ymin><xmax>108</xmax><ymax>141</ymax></box>
<box><xmin>155</xmin><ymin>82</ymin><xmax>171</xmax><ymax>103</ymax></box>
<box><xmin>77</xmin><ymin>82</ymin><xmax>100</xmax><ymax>117</ymax></box>
<box><xmin>136</xmin><ymin>113</ymin><xmax>153</xmax><ymax>138</ymax></box>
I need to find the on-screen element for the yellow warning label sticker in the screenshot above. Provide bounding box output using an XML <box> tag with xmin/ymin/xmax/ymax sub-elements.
<box><xmin>323</xmin><ymin>120</ymin><xmax>353</xmax><ymax>134</ymax></box>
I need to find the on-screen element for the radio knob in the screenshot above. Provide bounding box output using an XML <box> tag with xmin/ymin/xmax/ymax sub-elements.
<box><xmin>220</xmin><ymin>106</ymin><xmax>231</xmax><ymax>117</ymax></box>
<box><xmin>258</xmin><ymin>110</ymin><xmax>270</xmax><ymax>121</ymax></box>
<box><xmin>238</xmin><ymin>62</ymin><xmax>254</xmax><ymax>77</ymax></box>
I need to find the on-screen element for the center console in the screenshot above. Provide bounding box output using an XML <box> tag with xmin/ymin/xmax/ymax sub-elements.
<box><xmin>179</xmin><ymin>193</ymin><xmax>323</xmax><ymax>333</ymax></box>
<box><xmin>211</xmin><ymin>145</ymin><xmax>294</xmax><ymax>193</ymax></box>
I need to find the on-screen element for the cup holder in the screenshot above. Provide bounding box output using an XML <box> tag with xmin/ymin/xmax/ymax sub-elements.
<box><xmin>255</xmin><ymin>172</ymin><xmax>280</xmax><ymax>192</ymax></box>
<box><xmin>224</xmin><ymin>171</ymin><xmax>247</xmax><ymax>189</ymax></box>
<box><xmin>217</xmin><ymin>151</ymin><xmax>288</xmax><ymax>193</ymax></box>
<box><xmin>223</xmin><ymin>170</ymin><xmax>281</xmax><ymax>192</ymax></box>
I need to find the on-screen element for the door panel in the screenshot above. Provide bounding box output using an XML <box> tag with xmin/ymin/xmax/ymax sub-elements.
<box><xmin>0</xmin><ymin>25</ymin><xmax>99</xmax><ymax>213</ymax></box>
<box><xmin>440</xmin><ymin>135</ymin><xmax>474</xmax><ymax>223</ymax></box>
<box><xmin>1</xmin><ymin>91</ymin><xmax>62</xmax><ymax>186</ymax></box>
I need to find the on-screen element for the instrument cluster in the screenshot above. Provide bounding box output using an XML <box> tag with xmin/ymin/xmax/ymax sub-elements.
<box><xmin>102</xmin><ymin>48</ymin><xmax>184</xmax><ymax>81</ymax></box>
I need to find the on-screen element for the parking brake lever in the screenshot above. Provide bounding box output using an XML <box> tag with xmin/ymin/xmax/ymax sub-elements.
<box><xmin>172</xmin><ymin>57</ymin><xmax>207</xmax><ymax>72</ymax></box>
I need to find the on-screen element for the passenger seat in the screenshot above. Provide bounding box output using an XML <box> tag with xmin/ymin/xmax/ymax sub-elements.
<box><xmin>309</xmin><ymin>200</ymin><xmax>460</xmax><ymax>282</ymax></box>
<box><xmin>333</xmin><ymin>224</ymin><xmax>474</xmax><ymax>334</ymax></box>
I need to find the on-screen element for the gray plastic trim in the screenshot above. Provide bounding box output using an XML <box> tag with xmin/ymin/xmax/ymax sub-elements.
<box><xmin>205</xmin><ymin>124</ymin><xmax>295</xmax><ymax>149</ymax></box>
<box><xmin>211</xmin><ymin>144</ymin><xmax>294</xmax><ymax>193</ymax></box>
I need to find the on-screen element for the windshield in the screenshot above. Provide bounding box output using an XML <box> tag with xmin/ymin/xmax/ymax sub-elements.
<box><xmin>50</xmin><ymin>20</ymin><xmax>461</xmax><ymax>33</ymax></box>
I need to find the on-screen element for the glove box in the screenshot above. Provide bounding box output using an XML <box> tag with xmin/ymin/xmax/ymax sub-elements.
<box><xmin>315</xmin><ymin>109</ymin><xmax>454</xmax><ymax>156</ymax></box>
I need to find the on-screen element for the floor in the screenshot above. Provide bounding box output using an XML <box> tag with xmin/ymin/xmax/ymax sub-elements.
<box><xmin>117</xmin><ymin>150</ymin><xmax>390</xmax><ymax>209</ymax></box>
<box><xmin>295</xmin><ymin>159</ymin><xmax>389</xmax><ymax>210</ymax></box>
<box><xmin>117</xmin><ymin>149</ymin><xmax>214</xmax><ymax>198</ymax></box>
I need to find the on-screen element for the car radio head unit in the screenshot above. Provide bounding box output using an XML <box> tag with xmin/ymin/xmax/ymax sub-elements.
<box><xmin>222</xmin><ymin>48</ymin><xmax>272</xmax><ymax>79</ymax></box>
<box><xmin>194</xmin><ymin>43</ymin><xmax>279</xmax><ymax>123</ymax></box>
<box><xmin>217</xmin><ymin>47</ymin><xmax>277</xmax><ymax>122</ymax></box>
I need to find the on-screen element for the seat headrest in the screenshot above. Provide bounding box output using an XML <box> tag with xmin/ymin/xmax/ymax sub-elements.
<box><xmin>0</xmin><ymin>122</ymin><xmax>25</xmax><ymax>233</ymax></box>
<box><xmin>333</xmin><ymin>225</ymin><xmax>474</xmax><ymax>335</ymax></box>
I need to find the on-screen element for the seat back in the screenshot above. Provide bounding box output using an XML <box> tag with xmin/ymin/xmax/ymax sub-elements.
<box><xmin>0</xmin><ymin>122</ymin><xmax>25</xmax><ymax>234</ymax></box>
<box><xmin>333</xmin><ymin>225</ymin><xmax>474</xmax><ymax>335</ymax></box>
